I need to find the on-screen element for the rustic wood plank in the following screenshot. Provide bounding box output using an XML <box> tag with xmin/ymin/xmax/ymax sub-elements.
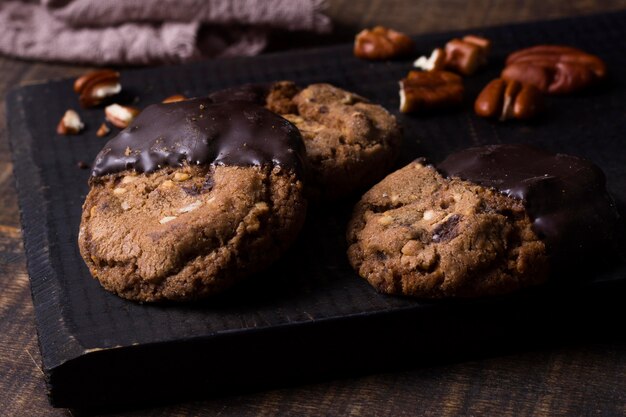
<box><xmin>1</xmin><ymin>2</ymin><xmax>625</xmax><ymax>416</ymax></box>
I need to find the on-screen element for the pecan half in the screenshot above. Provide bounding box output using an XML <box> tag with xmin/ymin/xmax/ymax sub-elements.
<box><xmin>74</xmin><ymin>70</ymin><xmax>121</xmax><ymax>108</ymax></box>
<box><xmin>354</xmin><ymin>26</ymin><xmax>415</xmax><ymax>60</ymax></box>
<box><xmin>105</xmin><ymin>104</ymin><xmax>140</xmax><ymax>129</ymax></box>
<box><xmin>475</xmin><ymin>78</ymin><xmax>542</xmax><ymax>121</ymax></box>
<box><xmin>501</xmin><ymin>45</ymin><xmax>606</xmax><ymax>94</ymax></box>
<box><xmin>56</xmin><ymin>109</ymin><xmax>84</xmax><ymax>135</ymax></box>
<box><xmin>399</xmin><ymin>71</ymin><xmax>464</xmax><ymax>113</ymax></box>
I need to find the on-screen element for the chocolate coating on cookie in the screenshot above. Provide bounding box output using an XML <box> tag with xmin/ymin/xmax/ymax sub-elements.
<box><xmin>346</xmin><ymin>161</ymin><xmax>549</xmax><ymax>298</ymax></box>
<box><xmin>208</xmin><ymin>81</ymin><xmax>402</xmax><ymax>200</ymax></box>
<box><xmin>92</xmin><ymin>99</ymin><xmax>305</xmax><ymax>176</ymax></box>
<box><xmin>437</xmin><ymin>144</ymin><xmax>619</xmax><ymax>262</ymax></box>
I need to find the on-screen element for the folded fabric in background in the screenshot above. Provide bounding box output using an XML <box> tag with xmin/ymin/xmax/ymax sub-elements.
<box><xmin>0</xmin><ymin>0</ymin><xmax>331</xmax><ymax>65</ymax></box>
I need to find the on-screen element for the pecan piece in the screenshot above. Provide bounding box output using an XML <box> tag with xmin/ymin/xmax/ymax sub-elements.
<box><xmin>105</xmin><ymin>104</ymin><xmax>140</xmax><ymax>129</ymax></box>
<box><xmin>414</xmin><ymin>35</ymin><xmax>491</xmax><ymax>75</ymax></box>
<box><xmin>501</xmin><ymin>45</ymin><xmax>606</xmax><ymax>94</ymax></box>
<box><xmin>74</xmin><ymin>69</ymin><xmax>121</xmax><ymax>108</ymax></box>
<box><xmin>96</xmin><ymin>122</ymin><xmax>111</xmax><ymax>137</ymax></box>
<box><xmin>354</xmin><ymin>26</ymin><xmax>415</xmax><ymax>60</ymax></box>
<box><xmin>444</xmin><ymin>35</ymin><xmax>490</xmax><ymax>75</ymax></box>
<box><xmin>475</xmin><ymin>78</ymin><xmax>542</xmax><ymax>121</ymax></box>
<box><xmin>413</xmin><ymin>48</ymin><xmax>446</xmax><ymax>71</ymax></box>
<box><xmin>399</xmin><ymin>71</ymin><xmax>464</xmax><ymax>113</ymax></box>
<box><xmin>56</xmin><ymin>109</ymin><xmax>84</xmax><ymax>135</ymax></box>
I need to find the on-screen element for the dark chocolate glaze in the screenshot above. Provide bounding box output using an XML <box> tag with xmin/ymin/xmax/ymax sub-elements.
<box><xmin>91</xmin><ymin>98</ymin><xmax>305</xmax><ymax>177</ymax></box>
<box><xmin>437</xmin><ymin>144</ymin><xmax>620</xmax><ymax>264</ymax></box>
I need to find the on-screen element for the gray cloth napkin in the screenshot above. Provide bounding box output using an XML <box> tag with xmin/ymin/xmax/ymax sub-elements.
<box><xmin>0</xmin><ymin>0</ymin><xmax>331</xmax><ymax>65</ymax></box>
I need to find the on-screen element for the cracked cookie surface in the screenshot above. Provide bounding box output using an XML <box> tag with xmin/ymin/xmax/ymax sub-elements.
<box><xmin>346</xmin><ymin>161</ymin><xmax>549</xmax><ymax>298</ymax></box>
<box><xmin>277</xmin><ymin>83</ymin><xmax>402</xmax><ymax>200</ymax></box>
<box><xmin>79</xmin><ymin>165</ymin><xmax>305</xmax><ymax>302</ymax></box>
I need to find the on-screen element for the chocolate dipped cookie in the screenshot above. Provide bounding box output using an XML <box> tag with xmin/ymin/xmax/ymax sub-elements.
<box><xmin>347</xmin><ymin>144</ymin><xmax>619</xmax><ymax>298</ymax></box>
<box><xmin>210</xmin><ymin>82</ymin><xmax>403</xmax><ymax>200</ymax></box>
<box><xmin>79</xmin><ymin>99</ymin><xmax>307</xmax><ymax>302</ymax></box>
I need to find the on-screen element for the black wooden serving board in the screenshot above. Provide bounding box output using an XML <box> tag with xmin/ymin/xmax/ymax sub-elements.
<box><xmin>7</xmin><ymin>11</ymin><xmax>626</xmax><ymax>409</ymax></box>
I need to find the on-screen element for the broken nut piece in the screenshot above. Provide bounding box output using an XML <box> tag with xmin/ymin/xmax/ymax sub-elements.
<box><xmin>74</xmin><ymin>70</ymin><xmax>121</xmax><ymax>108</ymax></box>
<box><xmin>173</xmin><ymin>172</ymin><xmax>190</xmax><ymax>181</ymax></box>
<box><xmin>162</xmin><ymin>94</ymin><xmax>186</xmax><ymax>104</ymax></box>
<box><xmin>444</xmin><ymin>35</ymin><xmax>490</xmax><ymax>75</ymax></box>
<box><xmin>502</xmin><ymin>45</ymin><xmax>606</xmax><ymax>94</ymax></box>
<box><xmin>96</xmin><ymin>122</ymin><xmax>110</xmax><ymax>137</ymax></box>
<box><xmin>399</xmin><ymin>71</ymin><xmax>464</xmax><ymax>113</ymax></box>
<box><xmin>413</xmin><ymin>48</ymin><xmax>446</xmax><ymax>71</ymax></box>
<box><xmin>475</xmin><ymin>78</ymin><xmax>542</xmax><ymax>121</ymax></box>
<box><xmin>354</xmin><ymin>26</ymin><xmax>415</xmax><ymax>60</ymax></box>
<box><xmin>57</xmin><ymin>109</ymin><xmax>84</xmax><ymax>135</ymax></box>
<box><xmin>461</xmin><ymin>35</ymin><xmax>491</xmax><ymax>59</ymax></box>
<box><xmin>414</xmin><ymin>35</ymin><xmax>490</xmax><ymax>75</ymax></box>
<box><xmin>105</xmin><ymin>104</ymin><xmax>140</xmax><ymax>129</ymax></box>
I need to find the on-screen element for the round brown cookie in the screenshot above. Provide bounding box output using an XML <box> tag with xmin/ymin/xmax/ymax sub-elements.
<box><xmin>209</xmin><ymin>81</ymin><xmax>403</xmax><ymax>200</ymax></box>
<box><xmin>280</xmin><ymin>83</ymin><xmax>402</xmax><ymax>200</ymax></box>
<box><xmin>79</xmin><ymin>99</ymin><xmax>307</xmax><ymax>302</ymax></box>
<box><xmin>346</xmin><ymin>160</ymin><xmax>549</xmax><ymax>298</ymax></box>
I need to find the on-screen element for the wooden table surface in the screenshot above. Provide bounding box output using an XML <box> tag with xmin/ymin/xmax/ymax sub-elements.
<box><xmin>2</xmin><ymin>1</ymin><xmax>626</xmax><ymax>416</ymax></box>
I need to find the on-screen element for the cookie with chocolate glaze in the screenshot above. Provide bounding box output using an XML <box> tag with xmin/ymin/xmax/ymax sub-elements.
<box><xmin>347</xmin><ymin>145</ymin><xmax>619</xmax><ymax>298</ymax></box>
<box><xmin>79</xmin><ymin>99</ymin><xmax>307</xmax><ymax>302</ymax></box>
<box><xmin>210</xmin><ymin>82</ymin><xmax>403</xmax><ymax>200</ymax></box>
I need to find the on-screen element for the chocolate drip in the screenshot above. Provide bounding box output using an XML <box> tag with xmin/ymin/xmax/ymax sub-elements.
<box><xmin>91</xmin><ymin>98</ymin><xmax>305</xmax><ymax>177</ymax></box>
<box><xmin>437</xmin><ymin>144</ymin><xmax>620</xmax><ymax>263</ymax></box>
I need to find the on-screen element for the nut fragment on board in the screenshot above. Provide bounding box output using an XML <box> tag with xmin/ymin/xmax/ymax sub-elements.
<box><xmin>96</xmin><ymin>123</ymin><xmax>110</xmax><ymax>137</ymax></box>
<box><xmin>399</xmin><ymin>71</ymin><xmax>464</xmax><ymax>113</ymax></box>
<box><xmin>413</xmin><ymin>48</ymin><xmax>446</xmax><ymax>71</ymax></box>
<box><xmin>74</xmin><ymin>70</ymin><xmax>121</xmax><ymax>108</ymax></box>
<box><xmin>475</xmin><ymin>78</ymin><xmax>542</xmax><ymax>121</ymax></box>
<box><xmin>444</xmin><ymin>36</ymin><xmax>490</xmax><ymax>75</ymax></box>
<box><xmin>502</xmin><ymin>45</ymin><xmax>606</xmax><ymax>94</ymax></box>
<box><xmin>354</xmin><ymin>26</ymin><xmax>415</xmax><ymax>60</ymax></box>
<box><xmin>105</xmin><ymin>104</ymin><xmax>140</xmax><ymax>129</ymax></box>
<box><xmin>414</xmin><ymin>35</ymin><xmax>490</xmax><ymax>75</ymax></box>
<box><xmin>501</xmin><ymin>45</ymin><xmax>606</xmax><ymax>94</ymax></box>
<box><xmin>57</xmin><ymin>109</ymin><xmax>84</xmax><ymax>135</ymax></box>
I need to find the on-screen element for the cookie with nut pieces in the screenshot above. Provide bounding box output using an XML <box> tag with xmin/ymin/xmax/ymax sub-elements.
<box><xmin>79</xmin><ymin>98</ymin><xmax>307</xmax><ymax>302</ymax></box>
<box><xmin>210</xmin><ymin>81</ymin><xmax>403</xmax><ymax>200</ymax></box>
<box><xmin>347</xmin><ymin>144</ymin><xmax>619</xmax><ymax>298</ymax></box>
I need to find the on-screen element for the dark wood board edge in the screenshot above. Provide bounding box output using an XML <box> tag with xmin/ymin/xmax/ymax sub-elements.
<box><xmin>48</xmin><ymin>279</ymin><xmax>626</xmax><ymax>409</ymax></box>
<box><xmin>6</xmin><ymin>88</ymin><xmax>85</xmax><ymax>376</ymax></box>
